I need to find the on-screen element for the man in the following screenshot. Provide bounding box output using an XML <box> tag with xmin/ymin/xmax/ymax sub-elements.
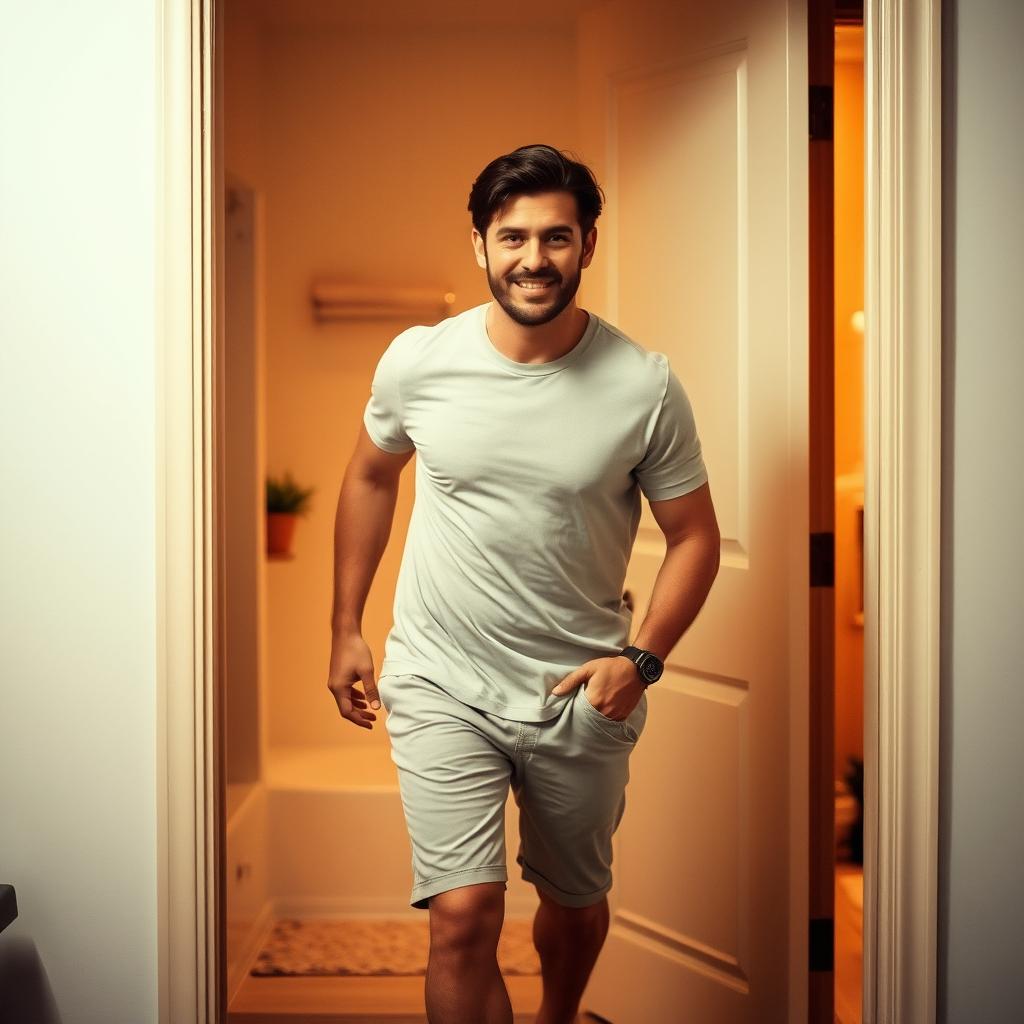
<box><xmin>328</xmin><ymin>143</ymin><xmax>720</xmax><ymax>1024</ymax></box>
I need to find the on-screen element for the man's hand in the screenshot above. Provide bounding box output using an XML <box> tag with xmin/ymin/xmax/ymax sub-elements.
<box><xmin>550</xmin><ymin>656</ymin><xmax>645</xmax><ymax>721</ymax></box>
<box><xmin>327</xmin><ymin>632</ymin><xmax>382</xmax><ymax>730</ymax></box>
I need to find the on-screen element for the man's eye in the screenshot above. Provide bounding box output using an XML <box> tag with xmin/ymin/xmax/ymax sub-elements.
<box><xmin>502</xmin><ymin>234</ymin><xmax>568</xmax><ymax>244</ymax></box>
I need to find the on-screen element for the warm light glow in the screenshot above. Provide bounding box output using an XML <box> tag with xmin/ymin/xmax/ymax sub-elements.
<box><xmin>851</xmin><ymin>309</ymin><xmax>864</xmax><ymax>334</ymax></box>
<box><xmin>444</xmin><ymin>292</ymin><xmax>456</xmax><ymax>304</ymax></box>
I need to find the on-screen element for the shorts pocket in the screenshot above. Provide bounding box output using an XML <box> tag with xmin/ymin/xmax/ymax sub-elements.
<box><xmin>376</xmin><ymin>674</ymin><xmax>403</xmax><ymax>714</ymax></box>
<box><xmin>578</xmin><ymin>682</ymin><xmax>646</xmax><ymax>743</ymax></box>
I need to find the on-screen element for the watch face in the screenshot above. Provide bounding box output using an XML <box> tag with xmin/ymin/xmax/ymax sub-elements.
<box><xmin>641</xmin><ymin>656</ymin><xmax>663</xmax><ymax>682</ymax></box>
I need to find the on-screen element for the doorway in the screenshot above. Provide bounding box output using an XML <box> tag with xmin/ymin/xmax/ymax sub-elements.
<box><xmin>153</xmin><ymin>1</ymin><xmax>944</xmax><ymax>1022</ymax></box>
<box><xmin>222</xmin><ymin>0</ymin><xmax>814</xmax><ymax>1019</ymax></box>
<box><xmin>832</xmin><ymin>15</ymin><xmax>866</xmax><ymax>1024</ymax></box>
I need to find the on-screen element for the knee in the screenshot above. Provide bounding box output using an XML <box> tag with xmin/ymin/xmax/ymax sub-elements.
<box><xmin>428</xmin><ymin>882</ymin><xmax>505</xmax><ymax>957</ymax></box>
<box><xmin>537</xmin><ymin>891</ymin><xmax>609</xmax><ymax>943</ymax></box>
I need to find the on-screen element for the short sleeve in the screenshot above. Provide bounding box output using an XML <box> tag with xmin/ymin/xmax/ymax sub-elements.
<box><xmin>362</xmin><ymin>334</ymin><xmax>415</xmax><ymax>454</ymax></box>
<box><xmin>633</xmin><ymin>359</ymin><xmax>708</xmax><ymax>501</ymax></box>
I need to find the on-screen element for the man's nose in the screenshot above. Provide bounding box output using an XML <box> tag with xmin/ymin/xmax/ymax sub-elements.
<box><xmin>520</xmin><ymin>238</ymin><xmax>552</xmax><ymax>274</ymax></box>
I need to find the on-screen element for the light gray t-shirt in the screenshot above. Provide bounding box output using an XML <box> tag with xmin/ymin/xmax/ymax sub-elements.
<box><xmin>362</xmin><ymin>300</ymin><xmax>708</xmax><ymax>722</ymax></box>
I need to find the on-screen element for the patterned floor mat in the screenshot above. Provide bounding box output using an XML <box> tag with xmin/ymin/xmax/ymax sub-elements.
<box><xmin>251</xmin><ymin>917</ymin><xmax>541</xmax><ymax>977</ymax></box>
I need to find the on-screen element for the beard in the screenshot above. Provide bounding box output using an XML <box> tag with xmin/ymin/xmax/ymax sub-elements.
<box><xmin>483</xmin><ymin>248</ymin><xmax>584</xmax><ymax>327</ymax></box>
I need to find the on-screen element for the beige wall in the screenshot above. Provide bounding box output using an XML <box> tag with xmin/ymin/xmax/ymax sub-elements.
<box><xmin>230</xmin><ymin>16</ymin><xmax>581</xmax><ymax>748</ymax></box>
<box><xmin>224</xmin><ymin>1</ymin><xmax>270</xmax><ymax>789</ymax></box>
<box><xmin>225</xmin><ymin>3</ymin><xmax>266</xmax><ymax>188</ymax></box>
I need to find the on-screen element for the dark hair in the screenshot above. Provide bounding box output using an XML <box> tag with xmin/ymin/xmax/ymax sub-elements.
<box><xmin>467</xmin><ymin>143</ymin><xmax>605</xmax><ymax>240</ymax></box>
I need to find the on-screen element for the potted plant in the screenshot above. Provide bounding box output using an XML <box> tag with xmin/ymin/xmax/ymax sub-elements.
<box><xmin>266</xmin><ymin>471</ymin><xmax>314</xmax><ymax>557</ymax></box>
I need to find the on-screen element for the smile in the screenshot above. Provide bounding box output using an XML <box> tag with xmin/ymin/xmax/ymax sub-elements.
<box><xmin>515</xmin><ymin>280</ymin><xmax>555</xmax><ymax>291</ymax></box>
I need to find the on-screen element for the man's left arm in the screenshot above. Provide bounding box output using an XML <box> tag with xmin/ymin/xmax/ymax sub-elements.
<box><xmin>551</xmin><ymin>481</ymin><xmax>720</xmax><ymax>705</ymax></box>
<box><xmin>631</xmin><ymin>480</ymin><xmax>721</xmax><ymax>660</ymax></box>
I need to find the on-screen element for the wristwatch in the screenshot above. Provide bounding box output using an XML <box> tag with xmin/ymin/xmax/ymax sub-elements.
<box><xmin>617</xmin><ymin>645</ymin><xmax>664</xmax><ymax>686</ymax></box>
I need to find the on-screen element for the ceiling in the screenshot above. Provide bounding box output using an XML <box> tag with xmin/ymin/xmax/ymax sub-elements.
<box><xmin>241</xmin><ymin>0</ymin><xmax>606</xmax><ymax>29</ymax></box>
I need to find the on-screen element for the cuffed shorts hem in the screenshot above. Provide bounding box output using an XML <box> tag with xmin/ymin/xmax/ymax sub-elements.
<box><xmin>518</xmin><ymin>855</ymin><xmax>612</xmax><ymax>908</ymax></box>
<box><xmin>410</xmin><ymin>864</ymin><xmax>509</xmax><ymax>911</ymax></box>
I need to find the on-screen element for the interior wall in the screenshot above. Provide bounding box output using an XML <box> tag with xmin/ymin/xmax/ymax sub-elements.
<box><xmin>939</xmin><ymin>0</ymin><xmax>1024</xmax><ymax>1020</ymax></box>
<box><xmin>0</xmin><ymin>3</ymin><xmax>159</xmax><ymax>1021</ymax></box>
<box><xmin>252</xmin><ymin>18</ymin><xmax>581</xmax><ymax>749</ymax></box>
<box><xmin>224</xmin><ymin>0</ymin><xmax>269</xmax><ymax>786</ymax></box>
<box><xmin>225</xmin><ymin>1</ymin><xmax>267</xmax><ymax>188</ymax></box>
<box><xmin>833</xmin><ymin>26</ymin><xmax>864</xmax><ymax>783</ymax></box>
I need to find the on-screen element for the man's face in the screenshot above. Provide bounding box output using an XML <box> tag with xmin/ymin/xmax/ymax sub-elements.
<box><xmin>471</xmin><ymin>191</ymin><xmax>597</xmax><ymax>327</ymax></box>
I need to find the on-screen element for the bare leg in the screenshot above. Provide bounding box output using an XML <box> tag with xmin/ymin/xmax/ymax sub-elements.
<box><xmin>425</xmin><ymin>881</ymin><xmax>513</xmax><ymax>1024</ymax></box>
<box><xmin>532</xmin><ymin>888</ymin><xmax>610</xmax><ymax>1024</ymax></box>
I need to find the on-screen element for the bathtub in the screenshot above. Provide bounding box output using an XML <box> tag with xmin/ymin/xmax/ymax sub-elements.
<box><xmin>227</xmin><ymin>744</ymin><xmax>536</xmax><ymax>929</ymax></box>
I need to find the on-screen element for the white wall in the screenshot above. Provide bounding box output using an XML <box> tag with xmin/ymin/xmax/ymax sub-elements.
<box><xmin>939</xmin><ymin>0</ymin><xmax>1024</xmax><ymax>1021</ymax></box>
<box><xmin>0</xmin><ymin>2</ymin><xmax>159</xmax><ymax>1022</ymax></box>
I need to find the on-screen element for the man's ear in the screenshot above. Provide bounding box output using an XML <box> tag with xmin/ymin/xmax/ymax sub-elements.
<box><xmin>471</xmin><ymin>228</ymin><xmax>487</xmax><ymax>270</ymax></box>
<box><xmin>581</xmin><ymin>226</ymin><xmax>598</xmax><ymax>269</ymax></box>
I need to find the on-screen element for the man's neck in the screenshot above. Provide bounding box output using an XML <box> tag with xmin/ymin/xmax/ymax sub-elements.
<box><xmin>484</xmin><ymin>302</ymin><xmax>589</xmax><ymax>366</ymax></box>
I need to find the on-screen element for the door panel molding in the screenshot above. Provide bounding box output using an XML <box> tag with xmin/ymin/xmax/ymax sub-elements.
<box><xmin>615</xmin><ymin>909</ymin><xmax>751</xmax><ymax>993</ymax></box>
<box><xmin>609</xmin><ymin>42</ymin><xmax>751</xmax><ymax>562</ymax></box>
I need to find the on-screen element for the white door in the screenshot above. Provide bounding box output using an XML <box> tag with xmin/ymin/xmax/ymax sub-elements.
<box><xmin>576</xmin><ymin>1</ymin><xmax>808</xmax><ymax>1021</ymax></box>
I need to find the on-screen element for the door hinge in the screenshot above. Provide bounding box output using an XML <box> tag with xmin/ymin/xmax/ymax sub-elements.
<box><xmin>809</xmin><ymin>916</ymin><xmax>834</xmax><ymax>972</ymax></box>
<box><xmin>810</xmin><ymin>532</ymin><xmax>835</xmax><ymax>587</ymax></box>
<box><xmin>809</xmin><ymin>85</ymin><xmax>833</xmax><ymax>141</ymax></box>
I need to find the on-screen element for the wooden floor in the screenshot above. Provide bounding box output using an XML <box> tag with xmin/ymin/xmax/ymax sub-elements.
<box><xmin>228</xmin><ymin>972</ymin><xmax>547</xmax><ymax>1024</ymax></box>
<box><xmin>230</xmin><ymin>874</ymin><xmax>864</xmax><ymax>1024</ymax></box>
<box><xmin>834</xmin><ymin>863</ymin><xmax>864</xmax><ymax>1024</ymax></box>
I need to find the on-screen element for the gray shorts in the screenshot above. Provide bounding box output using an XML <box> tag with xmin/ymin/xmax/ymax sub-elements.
<box><xmin>378</xmin><ymin>671</ymin><xmax>648</xmax><ymax>910</ymax></box>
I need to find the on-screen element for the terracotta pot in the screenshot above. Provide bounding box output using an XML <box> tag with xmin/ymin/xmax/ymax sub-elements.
<box><xmin>266</xmin><ymin>512</ymin><xmax>297</xmax><ymax>556</ymax></box>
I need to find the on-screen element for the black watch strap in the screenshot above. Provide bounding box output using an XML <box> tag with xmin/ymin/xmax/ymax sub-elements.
<box><xmin>618</xmin><ymin>645</ymin><xmax>664</xmax><ymax>685</ymax></box>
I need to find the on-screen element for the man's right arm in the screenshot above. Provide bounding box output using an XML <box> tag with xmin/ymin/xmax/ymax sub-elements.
<box><xmin>328</xmin><ymin>424</ymin><xmax>414</xmax><ymax>727</ymax></box>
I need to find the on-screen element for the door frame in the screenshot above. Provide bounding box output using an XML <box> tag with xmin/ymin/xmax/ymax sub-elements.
<box><xmin>154</xmin><ymin>1</ymin><xmax>942</xmax><ymax>1021</ymax></box>
<box><xmin>862</xmin><ymin>1</ymin><xmax>942</xmax><ymax>1022</ymax></box>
